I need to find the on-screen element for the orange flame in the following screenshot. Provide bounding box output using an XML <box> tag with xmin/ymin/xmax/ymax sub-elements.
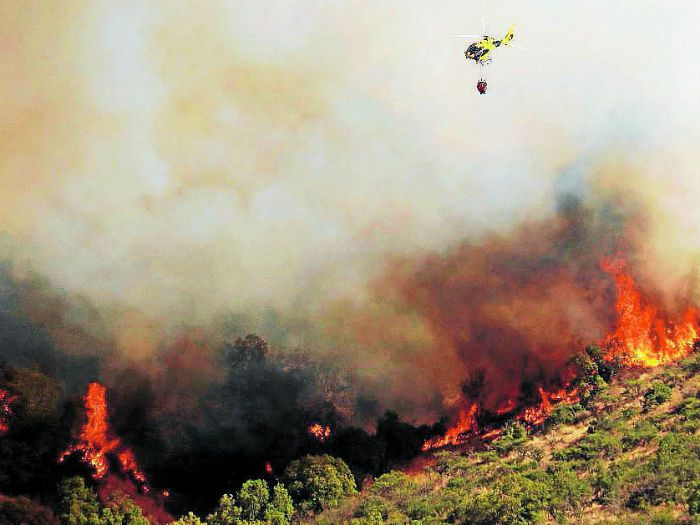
<box><xmin>0</xmin><ymin>388</ymin><xmax>17</xmax><ymax>435</ymax></box>
<box><xmin>59</xmin><ymin>382</ymin><xmax>148</xmax><ymax>490</ymax></box>
<box><xmin>421</xmin><ymin>402</ymin><xmax>478</xmax><ymax>451</ymax></box>
<box><xmin>517</xmin><ymin>386</ymin><xmax>580</xmax><ymax>427</ymax></box>
<box><xmin>307</xmin><ymin>423</ymin><xmax>331</xmax><ymax>443</ymax></box>
<box><xmin>603</xmin><ymin>259</ymin><xmax>700</xmax><ymax>367</ymax></box>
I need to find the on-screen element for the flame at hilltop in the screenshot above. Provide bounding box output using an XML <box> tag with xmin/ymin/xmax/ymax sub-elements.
<box><xmin>422</xmin><ymin>258</ymin><xmax>700</xmax><ymax>451</ymax></box>
<box><xmin>59</xmin><ymin>382</ymin><xmax>148</xmax><ymax>490</ymax></box>
<box><xmin>603</xmin><ymin>259</ymin><xmax>700</xmax><ymax>367</ymax></box>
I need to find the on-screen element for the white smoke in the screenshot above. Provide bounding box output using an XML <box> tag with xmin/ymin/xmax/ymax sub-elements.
<box><xmin>1</xmin><ymin>0</ymin><xmax>699</xmax><ymax>337</ymax></box>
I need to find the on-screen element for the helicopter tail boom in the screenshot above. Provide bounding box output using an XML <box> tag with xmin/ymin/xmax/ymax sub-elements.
<box><xmin>502</xmin><ymin>24</ymin><xmax>515</xmax><ymax>45</ymax></box>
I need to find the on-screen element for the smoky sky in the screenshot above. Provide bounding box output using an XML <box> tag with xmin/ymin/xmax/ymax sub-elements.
<box><xmin>1</xmin><ymin>1</ymin><xmax>700</xmax><ymax>420</ymax></box>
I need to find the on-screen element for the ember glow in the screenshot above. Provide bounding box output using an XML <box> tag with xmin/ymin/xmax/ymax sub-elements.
<box><xmin>59</xmin><ymin>382</ymin><xmax>148</xmax><ymax>489</ymax></box>
<box><xmin>603</xmin><ymin>259</ymin><xmax>700</xmax><ymax>367</ymax></box>
<box><xmin>307</xmin><ymin>423</ymin><xmax>331</xmax><ymax>443</ymax></box>
<box><xmin>0</xmin><ymin>388</ymin><xmax>17</xmax><ymax>435</ymax></box>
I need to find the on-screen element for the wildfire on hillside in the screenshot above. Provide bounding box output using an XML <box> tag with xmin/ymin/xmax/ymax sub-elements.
<box><xmin>422</xmin><ymin>258</ymin><xmax>700</xmax><ymax>451</ymax></box>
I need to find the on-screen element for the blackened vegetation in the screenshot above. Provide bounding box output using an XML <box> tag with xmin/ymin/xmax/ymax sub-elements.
<box><xmin>0</xmin><ymin>265</ymin><xmax>444</xmax><ymax>515</ymax></box>
<box><xmin>0</xmin><ymin>365</ymin><xmax>78</xmax><ymax>497</ymax></box>
<box><xmin>0</xmin><ymin>323</ymin><xmax>443</xmax><ymax>519</ymax></box>
<box><xmin>138</xmin><ymin>335</ymin><xmax>444</xmax><ymax>514</ymax></box>
<box><xmin>330</xmin><ymin>412</ymin><xmax>446</xmax><ymax>482</ymax></box>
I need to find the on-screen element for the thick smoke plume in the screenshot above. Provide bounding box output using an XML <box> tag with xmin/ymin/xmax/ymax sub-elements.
<box><xmin>384</xmin><ymin>195</ymin><xmax>632</xmax><ymax>416</ymax></box>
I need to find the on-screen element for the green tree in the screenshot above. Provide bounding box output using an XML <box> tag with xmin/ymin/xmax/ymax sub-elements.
<box><xmin>237</xmin><ymin>479</ymin><xmax>269</xmax><ymax>522</ymax></box>
<box><xmin>265</xmin><ymin>484</ymin><xmax>294</xmax><ymax>525</ymax></box>
<box><xmin>170</xmin><ymin>512</ymin><xmax>205</xmax><ymax>525</ymax></box>
<box><xmin>56</xmin><ymin>477</ymin><xmax>102</xmax><ymax>525</ymax></box>
<box><xmin>206</xmin><ymin>494</ymin><xmax>242</xmax><ymax>525</ymax></box>
<box><xmin>284</xmin><ymin>455</ymin><xmax>357</xmax><ymax>512</ymax></box>
<box><xmin>101</xmin><ymin>493</ymin><xmax>151</xmax><ymax>525</ymax></box>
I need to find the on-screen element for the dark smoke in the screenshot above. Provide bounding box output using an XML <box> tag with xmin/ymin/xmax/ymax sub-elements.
<box><xmin>105</xmin><ymin>334</ymin><xmax>441</xmax><ymax>513</ymax></box>
<box><xmin>392</xmin><ymin>194</ymin><xmax>637</xmax><ymax>415</ymax></box>
<box><xmin>0</xmin><ymin>262</ymin><xmax>100</xmax><ymax>392</ymax></box>
<box><xmin>0</xmin><ymin>263</ymin><xmax>442</xmax><ymax>516</ymax></box>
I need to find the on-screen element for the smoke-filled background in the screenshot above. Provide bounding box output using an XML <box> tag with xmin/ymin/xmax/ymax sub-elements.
<box><xmin>2</xmin><ymin>0</ymin><xmax>700</xmax><ymax>495</ymax></box>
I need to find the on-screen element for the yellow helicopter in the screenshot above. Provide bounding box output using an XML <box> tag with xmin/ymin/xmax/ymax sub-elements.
<box><xmin>453</xmin><ymin>21</ymin><xmax>519</xmax><ymax>94</ymax></box>
<box><xmin>454</xmin><ymin>24</ymin><xmax>515</xmax><ymax>65</ymax></box>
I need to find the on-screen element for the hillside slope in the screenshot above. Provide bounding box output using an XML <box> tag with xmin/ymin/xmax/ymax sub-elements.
<box><xmin>310</xmin><ymin>353</ymin><xmax>700</xmax><ymax>525</ymax></box>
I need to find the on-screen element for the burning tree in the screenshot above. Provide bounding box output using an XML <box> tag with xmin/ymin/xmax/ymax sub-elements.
<box><xmin>59</xmin><ymin>382</ymin><xmax>148</xmax><ymax>490</ymax></box>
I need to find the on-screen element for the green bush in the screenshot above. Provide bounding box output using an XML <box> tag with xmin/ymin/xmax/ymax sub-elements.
<box><xmin>206</xmin><ymin>493</ymin><xmax>242</xmax><ymax>525</ymax></box>
<box><xmin>266</xmin><ymin>484</ymin><xmax>295</xmax><ymax>525</ymax></box>
<box><xmin>57</xmin><ymin>478</ymin><xmax>151</xmax><ymax>525</ymax></box>
<box><xmin>682</xmin><ymin>353</ymin><xmax>700</xmax><ymax>374</ymax></box>
<box><xmin>284</xmin><ymin>455</ymin><xmax>357</xmax><ymax>512</ymax></box>
<box><xmin>643</xmin><ymin>383</ymin><xmax>673</xmax><ymax>410</ymax></box>
<box><xmin>237</xmin><ymin>479</ymin><xmax>269</xmax><ymax>522</ymax></box>
<box><xmin>204</xmin><ymin>481</ymin><xmax>294</xmax><ymax>525</ymax></box>
<box><xmin>592</xmin><ymin>462</ymin><xmax>621</xmax><ymax>505</ymax></box>
<box><xmin>678</xmin><ymin>397</ymin><xmax>700</xmax><ymax>420</ymax></box>
<box><xmin>354</xmin><ymin>496</ymin><xmax>395</xmax><ymax>522</ymax></box>
<box><xmin>492</xmin><ymin>422</ymin><xmax>528</xmax><ymax>456</ymax></box>
<box><xmin>554</xmin><ymin>431</ymin><xmax>622</xmax><ymax>463</ymax></box>
<box><xmin>548</xmin><ymin>403</ymin><xmax>585</xmax><ymax>426</ymax></box>
<box><xmin>170</xmin><ymin>512</ymin><xmax>205</xmax><ymax>525</ymax></box>
<box><xmin>627</xmin><ymin>433</ymin><xmax>700</xmax><ymax>508</ymax></box>
<box><xmin>689</xmin><ymin>483</ymin><xmax>700</xmax><ymax>515</ymax></box>
<box><xmin>622</xmin><ymin>420</ymin><xmax>659</xmax><ymax>449</ymax></box>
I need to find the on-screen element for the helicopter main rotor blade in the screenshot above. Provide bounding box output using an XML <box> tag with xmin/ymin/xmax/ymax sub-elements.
<box><xmin>451</xmin><ymin>34</ymin><xmax>483</xmax><ymax>38</ymax></box>
<box><xmin>481</xmin><ymin>17</ymin><xmax>490</xmax><ymax>36</ymax></box>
